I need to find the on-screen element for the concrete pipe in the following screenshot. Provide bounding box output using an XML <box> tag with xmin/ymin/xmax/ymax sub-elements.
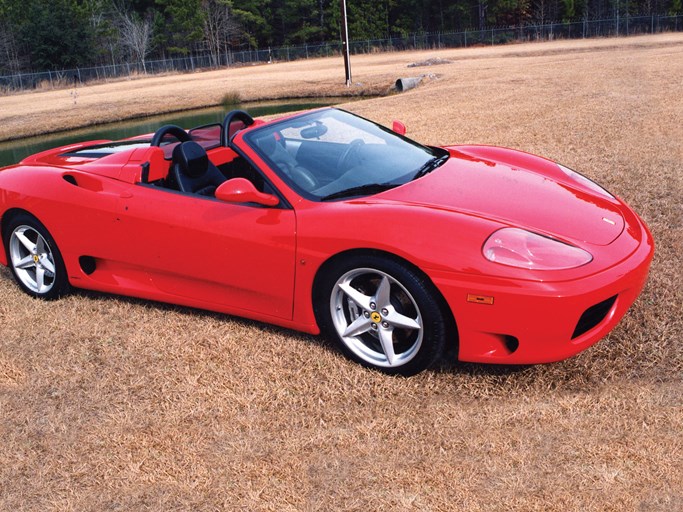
<box><xmin>395</xmin><ymin>76</ymin><xmax>423</xmax><ymax>92</ymax></box>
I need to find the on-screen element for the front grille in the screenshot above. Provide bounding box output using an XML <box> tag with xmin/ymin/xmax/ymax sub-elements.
<box><xmin>572</xmin><ymin>295</ymin><xmax>617</xmax><ymax>339</ymax></box>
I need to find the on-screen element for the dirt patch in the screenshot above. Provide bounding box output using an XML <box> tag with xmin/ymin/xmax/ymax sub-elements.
<box><xmin>407</xmin><ymin>57</ymin><xmax>454</xmax><ymax>67</ymax></box>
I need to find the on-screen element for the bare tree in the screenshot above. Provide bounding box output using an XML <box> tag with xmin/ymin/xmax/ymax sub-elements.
<box><xmin>116</xmin><ymin>6</ymin><xmax>152</xmax><ymax>72</ymax></box>
<box><xmin>202</xmin><ymin>0</ymin><xmax>242</xmax><ymax>67</ymax></box>
<box><xmin>533</xmin><ymin>0</ymin><xmax>548</xmax><ymax>31</ymax></box>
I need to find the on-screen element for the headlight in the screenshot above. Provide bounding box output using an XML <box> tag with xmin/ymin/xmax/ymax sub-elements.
<box><xmin>483</xmin><ymin>228</ymin><xmax>593</xmax><ymax>270</ymax></box>
<box><xmin>557</xmin><ymin>164</ymin><xmax>614</xmax><ymax>199</ymax></box>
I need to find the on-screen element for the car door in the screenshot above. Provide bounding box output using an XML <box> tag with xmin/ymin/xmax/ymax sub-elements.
<box><xmin>118</xmin><ymin>185</ymin><xmax>297</xmax><ymax>320</ymax></box>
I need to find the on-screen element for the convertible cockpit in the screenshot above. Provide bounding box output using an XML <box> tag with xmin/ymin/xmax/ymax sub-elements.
<box><xmin>135</xmin><ymin>111</ymin><xmax>275</xmax><ymax>200</ymax></box>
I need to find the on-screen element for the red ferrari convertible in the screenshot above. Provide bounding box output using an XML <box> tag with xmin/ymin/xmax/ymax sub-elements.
<box><xmin>0</xmin><ymin>108</ymin><xmax>653</xmax><ymax>375</ymax></box>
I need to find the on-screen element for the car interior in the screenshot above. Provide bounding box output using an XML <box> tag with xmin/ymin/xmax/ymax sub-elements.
<box><xmin>138</xmin><ymin>108</ymin><xmax>438</xmax><ymax>203</ymax></box>
<box><xmin>143</xmin><ymin>112</ymin><xmax>275</xmax><ymax>200</ymax></box>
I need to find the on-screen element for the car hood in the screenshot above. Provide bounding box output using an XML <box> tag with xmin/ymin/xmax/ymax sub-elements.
<box><xmin>379</xmin><ymin>148</ymin><xmax>625</xmax><ymax>246</ymax></box>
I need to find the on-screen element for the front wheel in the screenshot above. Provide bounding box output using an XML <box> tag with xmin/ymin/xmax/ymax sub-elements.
<box><xmin>3</xmin><ymin>213</ymin><xmax>69</xmax><ymax>300</ymax></box>
<box><xmin>316</xmin><ymin>255</ymin><xmax>448</xmax><ymax>376</ymax></box>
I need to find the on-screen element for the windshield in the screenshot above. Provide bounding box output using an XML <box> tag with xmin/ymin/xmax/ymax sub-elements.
<box><xmin>243</xmin><ymin>108</ymin><xmax>446</xmax><ymax>201</ymax></box>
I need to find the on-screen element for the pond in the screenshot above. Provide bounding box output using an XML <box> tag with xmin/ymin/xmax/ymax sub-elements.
<box><xmin>0</xmin><ymin>99</ymin><xmax>340</xmax><ymax>167</ymax></box>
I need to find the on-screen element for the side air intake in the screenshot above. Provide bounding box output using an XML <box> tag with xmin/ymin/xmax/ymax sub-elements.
<box><xmin>572</xmin><ymin>296</ymin><xmax>617</xmax><ymax>339</ymax></box>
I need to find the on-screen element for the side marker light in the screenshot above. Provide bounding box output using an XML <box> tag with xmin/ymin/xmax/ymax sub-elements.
<box><xmin>467</xmin><ymin>294</ymin><xmax>495</xmax><ymax>305</ymax></box>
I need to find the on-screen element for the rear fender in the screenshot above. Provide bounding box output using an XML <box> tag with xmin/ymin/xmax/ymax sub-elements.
<box><xmin>0</xmin><ymin>166</ymin><xmax>131</xmax><ymax>276</ymax></box>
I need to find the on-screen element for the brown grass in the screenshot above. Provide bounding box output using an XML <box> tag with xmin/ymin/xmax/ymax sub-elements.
<box><xmin>1</xmin><ymin>34</ymin><xmax>682</xmax><ymax>511</ymax></box>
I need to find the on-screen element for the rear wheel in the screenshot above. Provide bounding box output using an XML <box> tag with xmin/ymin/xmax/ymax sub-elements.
<box><xmin>316</xmin><ymin>255</ymin><xmax>448</xmax><ymax>376</ymax></box>
<box><xmin>3</xmin><ymin>213</ymin><xmax>69</xmax><ymax>299</ymax></box>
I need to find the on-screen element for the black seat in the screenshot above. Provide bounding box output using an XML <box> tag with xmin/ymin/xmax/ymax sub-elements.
<box><xmin>168</xmin><ymin>141</ymin><xmax>226</xmax><ymax>196</ymax></box>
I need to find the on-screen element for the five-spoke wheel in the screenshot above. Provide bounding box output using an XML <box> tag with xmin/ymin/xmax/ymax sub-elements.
<box><xmin>3</xmin><ymin>213</ymin><xmax>68</xmax><ymax>299</ymax></box>
<box><xmin>317</xmin><ymin>255</ymin><xmax>448</xmax><ymax>375</ymax></box>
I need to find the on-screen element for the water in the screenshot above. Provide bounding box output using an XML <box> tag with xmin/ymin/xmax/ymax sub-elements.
<box><xmin>0</xmin><ymin>99</ymin><xmax>338</xmax><ymax>167</ymax></box>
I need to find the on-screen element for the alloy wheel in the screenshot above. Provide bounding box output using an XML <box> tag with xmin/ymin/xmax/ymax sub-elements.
<box><xmin>330</xmin><ymin>267</ymin><xmax>424</xmax><ymax>368</ymax></box>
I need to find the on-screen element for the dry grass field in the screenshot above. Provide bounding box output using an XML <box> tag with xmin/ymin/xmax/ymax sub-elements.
<box><xmin>1</xmin><ymin>34</ymin><xmax>682</xmax><ymax>511</ymax></box>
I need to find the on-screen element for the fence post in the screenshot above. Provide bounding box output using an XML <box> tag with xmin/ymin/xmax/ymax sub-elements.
<box><xmin>616</xmin><ymin>10</ymin><xmax>620</xmax><ymax>36</ymax></box>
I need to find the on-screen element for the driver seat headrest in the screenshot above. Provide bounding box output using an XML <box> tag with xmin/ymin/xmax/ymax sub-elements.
<box><xmin>172</xmin><ymin>141</ymin><xmax>209</xmax><ymax>179</ymax></box>
<box><xmin>254</xmin><ymin>133</ymin><xmax>278</xmax><ymax>156</ymax></box>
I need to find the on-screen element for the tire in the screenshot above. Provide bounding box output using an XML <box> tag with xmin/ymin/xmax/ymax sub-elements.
<box><xmin>3</xmin><ymin>213</ymin><xmax>69</xmax><ymax>300</ymax></box>
<box><xmin>315</xmin><ymin>254</ymin><xmax>448</xmax><ymax>376</ymax></box>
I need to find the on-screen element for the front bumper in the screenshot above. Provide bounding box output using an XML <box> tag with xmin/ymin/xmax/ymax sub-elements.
<box><xmin>431</xmin><ymin>224</ymin><xmax>654</xmax><ymax>364</ymax></box>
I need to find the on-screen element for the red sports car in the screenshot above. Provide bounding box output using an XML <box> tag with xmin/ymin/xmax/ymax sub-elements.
<box><xmin>0</xmin><ymin>108</ymin><xmax>653</xmax><ymax>375</ymax></box>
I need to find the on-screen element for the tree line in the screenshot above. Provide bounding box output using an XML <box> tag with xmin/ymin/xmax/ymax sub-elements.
<box><xmin>1</xmin><ymin>0</ymin><xmax>680</xmax><ymax>74</ymax></box>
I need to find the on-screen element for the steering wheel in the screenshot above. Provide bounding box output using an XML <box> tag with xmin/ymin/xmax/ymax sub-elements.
<box><xmin>221</xmin><ymin>110</ymin><xmax>255</xmax><ymax>146</ymax></box>
<box><xmin>284</xmin><ymin>162</ymin><xmax>319</xmax><ymax>191</ymax></box>
<box><xmin>150</xmin><ymin>125</ymin><xmax>192</xmax><ymax>147</ymax></box>
<box><xmin>337</xmin><ymin>139</ymin><xmax>365</xmax><ymax>172</ymax></box>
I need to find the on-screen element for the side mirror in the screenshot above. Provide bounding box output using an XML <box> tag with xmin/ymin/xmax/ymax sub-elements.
<box><xmin>215</xmin><ymin>178</ymin><xmax>279</xmax><ymax>206</ymax></box>
<box><xmin>392</xmin><ymin>120</ymin><xmax>407</xmax><ymax>136</ymax></box>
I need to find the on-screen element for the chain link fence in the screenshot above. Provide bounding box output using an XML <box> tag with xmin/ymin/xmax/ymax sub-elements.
<box><xmin>1</xmin><ymin>14</ymin><xmax>681</xmax><ymax>92</ymax></box>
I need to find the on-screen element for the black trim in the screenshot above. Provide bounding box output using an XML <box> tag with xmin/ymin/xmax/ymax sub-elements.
<box><xmin>140</xmin><ymin>162</ymin><xmax>150</xmax><ymax>183</ymax></box>
<box><xmin>222</xmin><ymin>110</ymin><xmax>255</xmax><ymax>147</ymax></box>
<box><xmin>150</xmin><ymin>125</ymin><xmax>191</xmax><ymax>147</ymax></box>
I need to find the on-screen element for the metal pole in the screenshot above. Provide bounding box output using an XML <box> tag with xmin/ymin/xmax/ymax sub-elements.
<box><xmin>340</xmin><ymin>0</ymin><xmax>351</xmax><ymax>86</ymax></box>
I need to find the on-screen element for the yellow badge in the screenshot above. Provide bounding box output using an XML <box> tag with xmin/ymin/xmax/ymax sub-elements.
<box><xmin>370</xmin><ymin>312</ymin><xmax>382</xmax><ymax>323</ymax></box>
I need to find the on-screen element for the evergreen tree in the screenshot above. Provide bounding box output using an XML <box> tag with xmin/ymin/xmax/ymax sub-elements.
<box><xmin>155</xmin><ymin>0</ymin><xmax>204</xmax><ymax>55</ymax></box>
<box><xmin>19</xmin><ymin>0</ymin><xmax>95</xmax><ymax>70</ymax></box>
<box><xmin>231</xmin><ymin>0</ymin><xmax>271</xmax><ymax>47</ymax></box>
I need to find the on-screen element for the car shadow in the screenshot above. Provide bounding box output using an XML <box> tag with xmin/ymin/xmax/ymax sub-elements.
<box><xmin>65</xmin><ymin>288</ymin><xmax>540</xmax><ymax>380</ymax></box>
